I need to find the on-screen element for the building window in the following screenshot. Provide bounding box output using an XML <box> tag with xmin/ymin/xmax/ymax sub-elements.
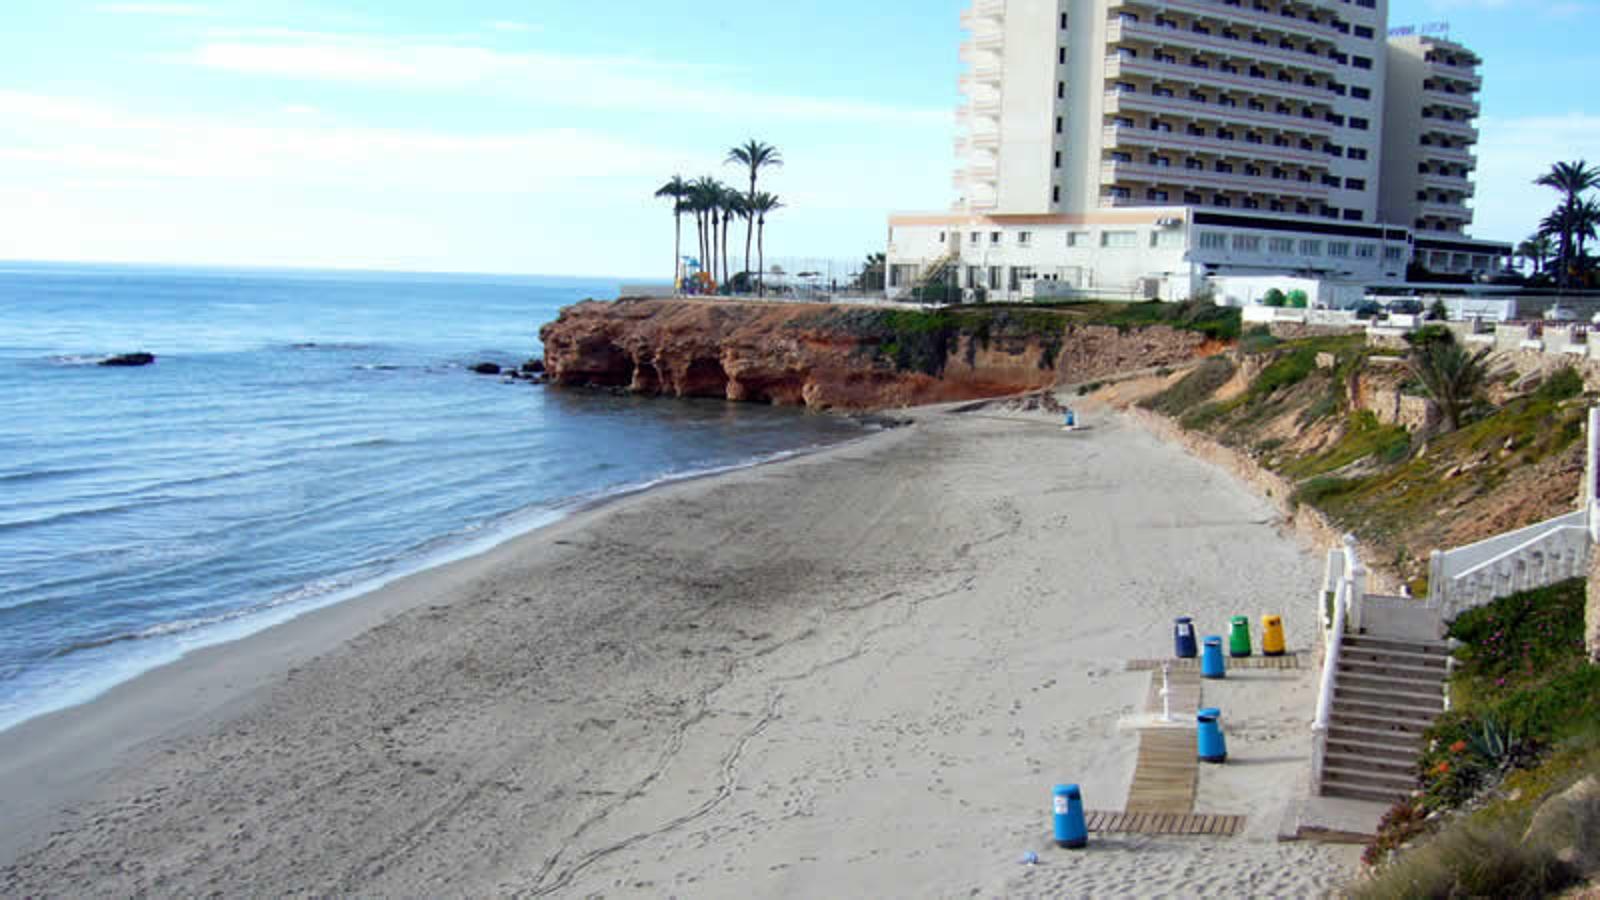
<box><xmin>1067</xmin><ymin>231</ymin><xmax>1088</xmax><ymax>247</ymax></box>
<box><xmin>1198</xmin><ymin>232</ymin><xmax>1227</xmax><ymax>250</ymax></box>
<box><xmin>1349</xmin><ymin>117</ymin><xmax>1369</xmax><ymax>130</ymax></box>
<box><xmin>1355</xmin><ymin>244</ymin><xmax>1376</xmax><ymax>258</ymax></box>
<box><xmin>970</xmin><ymin>231</ymin><xmax>981</xmax><ymax>245</ymax></box>
<box><xmin>1052</xmin><ymin>185</ymin><xmax>1061</xmax><ymax>203</ymax></box>
<box><xmin>1353</xmin><ymin>56</ymin><xmax>1373</xmax><ymax>70</ymax></box>
<box><xmin>1017</xmin><ymin>231</ymin><xmax>1032</xmax><ymax>247</ymax></box>
<box><xmin>967</xmin><ymin>266</ymin><xmax>982</xmax><ymax>287</ymax></box>
<box><xmin>988</xmin><ymin>265</ymin><xmax>1002</xmax><ymax>288</ymax></box>
<box><xmin>1009</xmin><ymin>267</ymin><xmax>1035</xmax><ymax>290</ymax></box>
<box><xmin>1058</xmin><ymin>81</ymin><xmax>1065</xmax><ymax>99</ymax></box>
<box><xmin>1349</xmin><ymin>148</ymin><xmax>1368</xmax><ymax>161</ymax></box>
<box><xmin>1343</xmin><ymin>210</ymin><xmax>1363</xmax><ymax>222</ymax></box>
<box><xmin>1152</xmin><ymin>229</ymin><xmax>1182</xmax><ymax>248</ymax></box>
<box><xmin>1101</xmin><ymin>230</ymin><xmax>1138</xmax><ymax>249</ymax></box>
<box><xmin>1056</xmin><ymin>116</ymin><xmax>1063</xmax><ymax>134</ymax></box>
<box><xmin>1345</xmin><ymin>178</ymin><xmax>1366</xmax><ymax>190</ymax></box>
<box><xmin>1328</xmin><ymin>242</ymin><xmax>1351</xmax><ymax>258</ymax></box>
<box><xmin>1147</xmin><ymin>189</ymin><xmax>1170</xmax><ymax>202</ymax></box>
<box><xmin>1054</xmin><ymin>151</ymin><xmax>1062</xmax><ymax>169</ymax></box>
<box><xmin>991</xmin><ymin>232</ymin><xmax>1002</xmax><ymax>244</ymax></box>
<box><xmin>1060</xmin><ymin>12</ymin><xmax>1068</xmax><ymax>29</ymax></box>
<box><xmin>1058</xmin><ymin>47</ymin><xmax>1067</xmax><ymax>64</ymax></box>
<box><xmin>1385</xmin><ymin>246</ymin><xmax>1406</xmax><ymax>261</ymax></box>
<box><xmin>1268</xmin><ymin>237</ymin><xmax>1295</xmax><ymax>254</ymax></box>
<box><xmin>1352</xmin><ymin>86</ymin><xmax>1371</xmax><ymax>100</ymax></box>
<box><xmin>1300</xmin><ymin>239</ymin><xmax>1322</xmax><ymax>256</ymax></box>
<box><xmin>1232</xmin><ymin>234</ymin><xmax>1261</xmax><ymax>252</ymax></box>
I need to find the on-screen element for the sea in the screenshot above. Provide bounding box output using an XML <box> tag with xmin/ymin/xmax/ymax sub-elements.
<box><xmin>0</xmin><ymin>263</ymin><xmax>867</xmax><ymax>733</ymax></box>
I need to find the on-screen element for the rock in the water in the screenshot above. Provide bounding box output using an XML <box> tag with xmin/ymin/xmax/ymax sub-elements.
<box><xmin>471</xmin><ymin>362</ymin><xmax>503</xmax><ymax>375</ymax></box>
<box><xmin>521</xmin><ymin>358</ymin><xmax>546</xmax><ymax>374</ymax></box>
<box><xmin>1525</xmin><ymin>775</ymin><xmax>1600</xmax><ymax>878</ymax></box>
<box><xmin>100</xmin><ymin>352</ymin><xmax>156</xmax><ymax>367</ymax></box>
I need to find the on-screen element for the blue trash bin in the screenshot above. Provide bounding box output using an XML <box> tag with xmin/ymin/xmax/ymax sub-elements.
<box><xmin>1053</xmin><ymin>784</ymin><xmax>1088</xmax><ymax>849</ymax></box>
<box><xmin>1201</xmin><ymin>636</ymin><xmax>1227</xmax><ymax>679</ymax></box>
<box><xmin>1174</xmin><ymin>616</ymin><xmax>1198</xmax><ymax>659</ymax></box>
<box><xmin>1197</xmin><ymin>707</ymin><xmax>1228</xmax><ymax>763</ymax></box>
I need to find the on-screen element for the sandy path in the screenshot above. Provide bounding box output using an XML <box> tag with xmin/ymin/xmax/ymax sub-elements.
<box><xmin>0</xmin><ymin>407</ymin><xmax>1359</xmax><ymax>897</ymax></box>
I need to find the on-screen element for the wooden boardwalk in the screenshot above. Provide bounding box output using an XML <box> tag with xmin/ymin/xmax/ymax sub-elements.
<box><xmin>1085</xmin><ymin>810</ymin><xmax>1246</xmax><ymax>837</ymax></box>
<box><xmin>1127</xmin><ymin>653</ymin><xmax>1301</xmax><ymax>672</ymax></box>
<box><xmin>1079</xmin><ymin>664</ymin><xmax>1248</xmax><ymax>837</ymax></box>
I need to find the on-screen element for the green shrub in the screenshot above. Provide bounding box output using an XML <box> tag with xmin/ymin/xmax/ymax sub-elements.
<box><xmin>1533</xmin><ymin>366</ymin><xmax>1584</xmax><ymax>403</ymax></box>
<box><xmin>1263</xmin><ymin>288</ymin><xmax>1287</xmax><ymax>307</ymax></box>
<box><xmin>1448</xmin><ymin>579</ymin><xmax>1587</xmax><ymax>697</ymax></box>
<box><xmin>1292</xmin><ymin>475</ymin><xmax>1361</xmax><ymax>507</ymax></box>
<box><xmin>1353</xmin><ymin>815</ymin><xmax>1579</xmax><ymax>899</ymax></box>
<box><xmin>1287</xmin><ymin>289</ymin><xmax>1310</xmax><ymax>309</ymax></box>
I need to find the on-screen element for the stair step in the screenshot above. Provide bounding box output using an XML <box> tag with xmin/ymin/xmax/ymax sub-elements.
<box><xmin>1336</xmin><ymin>673</ymin><xmax>1447</xmax><ymax>696</ymax></box>
<box><xmin>1340</xmin><ymin>646</ymin><xmax>1449</xmax><ymax>668</ymax></box>
<box><xmin>1328</xmin><ymin>724</ymin><xmax>1426</xmax><ymax>750</ymax></box>
<box><xmin>1337</xmin><ymin>659</ymin><xmax>1450</xmax><ymax>681</ymax></box>
<box><xmin>1334</xmin><ymin>698</ymin><xmax>1445</xmax><ymax>722</ymax></box>
<box><xmin>1343</xmin><ymin>635</ymin><xmax>1450</xmax><ymax>656</ymax></box>
<box><xmin>1335</xmin><ymin>686</ymin><xmax>1444</xmax><ymax>711</ymax></box>
<box><xmin>1324</xmin><ymin>749</ymin><xmax>1416</xmax><ymax>776</ymax></box>
<box><xmin>1322</xmin><ymin>765</ymin><xmax>1418</xmax><ymax>789</ymax></box>
<box><xmin>1326</xmin><ymin>738</ymin><xmax>1420</xmax><ymax>764</ymax></box>
<box><xmin>1321</xmin><ymin>782</ymin><xmax>1411</xmax><ymax>805</ymax></box>
<box><xmin>1331</xmin><ymin>711</ymin><xmax>1432</xmax><ymax>734</ymax></box>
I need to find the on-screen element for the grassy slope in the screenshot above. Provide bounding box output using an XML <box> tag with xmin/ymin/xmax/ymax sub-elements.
<box><xmin>1137</xmin><ymin>330</ymin><xmax>1592</xmax><ymax>587</ymax></box>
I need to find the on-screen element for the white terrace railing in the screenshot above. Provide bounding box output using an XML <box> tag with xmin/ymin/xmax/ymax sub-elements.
<box><xmin>1311</xmin><ymin>534</ymin><xmax>1365</xmax><ymax>794</ymax></box>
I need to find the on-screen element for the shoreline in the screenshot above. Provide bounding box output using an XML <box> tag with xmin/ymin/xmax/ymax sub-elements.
<box><xmin>0</xmin><ymin>419</ymin><xmax>906</xmax><ymax>864</ymax></box>
<box><xmin>1</xmin><ymin>403</ymin><xmax>1361</xmax><ymax>896</ymax></box>
<box><xmin>0</xmin><ymin>420</ymin><xmax>887</xmax><ymax>739</ymax></box>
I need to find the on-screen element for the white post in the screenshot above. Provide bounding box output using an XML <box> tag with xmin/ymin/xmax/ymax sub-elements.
<box><xmin>1160</xmin><ymin>663</ymin><xmax>1175</xmax><ymax>724</ymax></box>
<box><xmin>1344</xmin><ymin>534</ymin><xmax>1365</xmax><ymax>634</ymax></box>
<box><xmin>1586</xmin><ymin>406</ymin><xmax>1599</xmax><ymax>510</ymax></box>
<box><xmin>1429</xmin><ymin>549</ymin><xmax>1446</xmax><ymax>608</ymax></box>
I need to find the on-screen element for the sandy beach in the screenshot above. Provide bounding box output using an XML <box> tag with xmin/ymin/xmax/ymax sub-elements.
<box><xmin>0</xmin><ymin>403</ymin><xmax>1360</xmax><ymax>897</ymax></box>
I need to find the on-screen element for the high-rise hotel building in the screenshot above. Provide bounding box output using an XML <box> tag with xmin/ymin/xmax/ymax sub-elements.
<box><xmin>886</xmin><ymin>0</ymin><xmax>1511</xmax><ymax>302</ymax></box>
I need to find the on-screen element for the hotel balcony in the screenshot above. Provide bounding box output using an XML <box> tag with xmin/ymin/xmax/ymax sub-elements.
<box><xmin>1424</xmin><ymin>90</ymin><xmax>1480</xmax><ymax>118</ymax></box>
<box><xmin>1420</xmin><ymin>201</ymin><xmax>1473</xmax><ymax>222</ymax></box>
<box><xmin>1105</xmin><ymin>0</ymin><xmax>1344</xmax><ymax>44</ymax></box>
<box><xmin>1101</xmin><ymin>160</ymin><xmax>1331</xmax><ymax>201</ymax></box>
<box><xmin>973</xmin><ymin>30</ymin><xmax>1004</xmax><ymax>52</ymax></box>
<box><xmin>1104</xmin><ymin>19</ymin><xmax>1338</xmax><ymax>77</ymax></box>
<box><xmin>1426</xmin><ymin>63</ymin><xmax>1482</xmax><ymax>91</ymax></box>
<box><xmin>1421</xmin><ymin>117</ymin><xmax>1478</xmax><ymax>142</ymax></box>
<box><xmin>971</xmin><ymin>97</ymin><xmax>1001</xmax><ymax>118</ymax></box>
<box><xmin>1425</xmin><ymin>145</ymin><xmax>1477</xmax><ymax>167</ymax></box>
<box><xmin>1104</xmin><ymin>54</ymin><xmax>1331</xmax><ymax>105</ymax></box>
<box><xmin>1103</xmin><ymin>90</ymin><xmax>1334</xmax><ymax>139</ymax></box>
<box><xmin>1102</xmin><ymin>124</ymin><xmax>1331</xmax><ymax>170</ymax></box>
<box><xmin>1420</xmin><ymin>172</ymin><xmax>1473</xmax><ymax>193</ymax></box>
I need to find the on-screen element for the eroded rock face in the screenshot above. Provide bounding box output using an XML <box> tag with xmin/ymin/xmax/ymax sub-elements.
<box><xmin>538</xmin><ymin>299</ymin><xmax>1213</xmax><ymax>411</ymax></box>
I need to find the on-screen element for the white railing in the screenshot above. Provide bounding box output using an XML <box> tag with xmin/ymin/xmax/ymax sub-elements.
<box><xmin>1311</xmin><ymin>535</ymin><xmax>1365</xmax><ymax>794</ymax></box>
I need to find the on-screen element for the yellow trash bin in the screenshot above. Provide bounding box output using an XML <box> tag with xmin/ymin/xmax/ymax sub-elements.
<box><xmin>1262</xmin><ymin>615</ymin><xmax>1286</xmax><ymax>657</ymax></box>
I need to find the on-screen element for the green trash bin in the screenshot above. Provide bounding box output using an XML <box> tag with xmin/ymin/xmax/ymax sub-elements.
<box><xmin>1228</xmin><ymin>615</ymin><xmax>1252</xmax><ymax>658</ymax></box>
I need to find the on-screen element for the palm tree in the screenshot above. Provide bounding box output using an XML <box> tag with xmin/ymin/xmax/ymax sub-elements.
<box><xmin>1534</xmin><ymin>160</ymin><xmax>1600</xmax><ymax>287</ymax></box>
<box><xmin>727</xmin><ymin>141</ymin><xmax>783</xmax><ymax>289</ymax></box>
<box><xmin>1406</xmin><ymin>328</ymin><xmax>1490</xmax><ymax>433</ymax></box>
<box><xmin>654</xmin><ymin>175</ymin><xmax>690</xmax><ymax>291</ymax></box>
<box><xmin>747</xmin><ymin>192</ymin><xmax>783</xmax><ymax>296</ymax></box>
<box><xmin>1517</xmin><ymin>234</ymin><xmax>1554</xmax><ymax>277</ymax></box>
<box><xmin>689</xmin><ymin>176</ymin><xmax>721</xmax><ymax>288</ymax></box>
<box><xmin>1573</xmin><ymin>197</ymin><xmax>1600</xmax><ymax>263</ymax></box>
<box><xmin>719</xmin><ymin>187</ymin><xmax>746</xmax><ymax>291</ymax></box>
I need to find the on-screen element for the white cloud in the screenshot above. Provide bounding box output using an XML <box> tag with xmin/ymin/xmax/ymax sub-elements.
<box><xmin>95</xmin><ymin>2</ymin><xmax>211</xmax><ymax>15</ymax></box>
<box><xmin>166</xmin><ymin>31</ymin><xmax>945</xmax><ymax>126</ymax></box>
<box><xmin>488</xmin><ymin>20</ymin><xmax>538</xmax><ymax>33</ymax></box>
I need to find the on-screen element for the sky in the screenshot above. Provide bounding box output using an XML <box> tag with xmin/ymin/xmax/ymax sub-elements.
<box><xmin>0</xmin><ymin>1</ymin><xmax>1595</xmax><ymax>278</ymax></box>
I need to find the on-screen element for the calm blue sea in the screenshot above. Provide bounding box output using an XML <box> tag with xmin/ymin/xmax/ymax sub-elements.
<box><xmin>0</xmin><ymin>263</ymin><xmax>865</xmax><ymax>733</ymax></box>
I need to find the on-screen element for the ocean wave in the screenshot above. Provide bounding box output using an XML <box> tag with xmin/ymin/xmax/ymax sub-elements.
<box><xmin>287</xmin><ymin>342</ymin><xmax>379</xmax><ymax>352</ymax></box>
<box><xmin>0</xmin><ymin>466</ymin><xmax>105</xmax><ymax>486</ymax></box>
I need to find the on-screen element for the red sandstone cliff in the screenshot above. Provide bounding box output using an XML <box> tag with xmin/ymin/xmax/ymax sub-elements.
<box><xmin>538</xmin><ymin>299</ymin><xmax>1216</xmax><ymax>411</ymax></box>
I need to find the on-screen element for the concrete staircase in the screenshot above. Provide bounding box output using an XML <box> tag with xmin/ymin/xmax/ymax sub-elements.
<box><xmin>1318</xmin><ymin>634</ymin><xmax>1450</xmax><ymax>804</ymax></box>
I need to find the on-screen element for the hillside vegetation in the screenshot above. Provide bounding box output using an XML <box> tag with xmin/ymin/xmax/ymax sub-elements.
<box><xmin>1134</xmin><ymin>328</ymin><xmax>1593</xmax><ymax>588</ymax></box>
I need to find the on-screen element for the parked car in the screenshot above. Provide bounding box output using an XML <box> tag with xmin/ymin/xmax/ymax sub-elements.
<box><xmin>1353</xmin><ymin>301</ymin><xmax>1384</xmax><ymax>320</ymax></box>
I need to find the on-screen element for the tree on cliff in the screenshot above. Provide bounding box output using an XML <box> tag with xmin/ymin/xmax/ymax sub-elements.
<box><xmin>719</xmin><ymin>186</ymin><xmax>745</xmax><ymax>291</ymax></box>
<box><xmin>1405</xmin><ymin>326</ymin><xmax>1490</xmax><ymax>433</ymax></box>
<box><xmin>688</xmin><ymin>176</ymin><xmax>724</xmax><ymax>287</ymax></box>
<box><xmin>1534</xmin><ymin>160</ymin><xmax>1600</xmax><ymax>288</ymax></box>
<box><xmin>748</xmin><ymin>192</ymin><xmax>783</xmax><ymax>297</ymax></box>
<box><xmin>1518</xmin><ymin>234</ymin><xmax>1553</xmax><ymax>279</ymax></box>
<box><xmin>727</xmin><ymin>141</ymin><xmax>782</xmax><ymax>293</ymax></box>
<box><xmin>654</xmin><ymin>175</ymin><xmax>690</xmax><ymax>290</ymax></box>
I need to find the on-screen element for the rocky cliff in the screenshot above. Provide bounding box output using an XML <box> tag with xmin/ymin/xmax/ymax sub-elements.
<box><xmin>538</xmin><ymin>299</ymin><xmax>1219</xmax><ymax>411</ymax></box>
